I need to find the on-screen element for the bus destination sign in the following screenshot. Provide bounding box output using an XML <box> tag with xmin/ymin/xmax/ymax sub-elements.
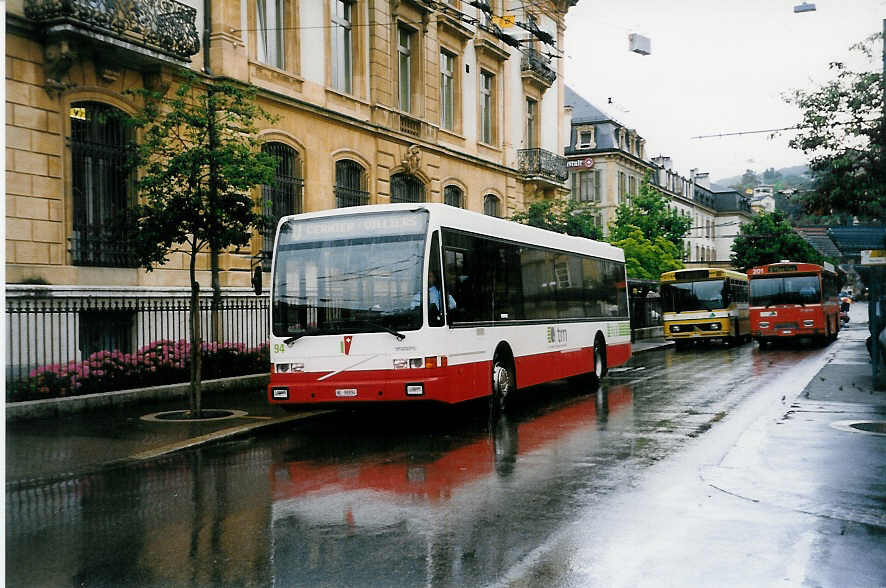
<box><xmin>282</xmin><ymin>211</ymin><xmax>428</xmax><ymax>244</ymax></box>
<box><xmin>767</xmin><ymin>264</ymin><xmax>797</xmax><ymax>273</ymax></box>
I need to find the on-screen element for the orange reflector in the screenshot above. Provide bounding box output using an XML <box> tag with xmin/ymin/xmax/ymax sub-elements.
<box><xmin>425</xmin><ymin>356</ymin><xmax>437</xmax><ymax>369</ymax></box>
<box><xmin>441</xmin><ymin>356</ymin><xmax>448</xmax><ymax>367</ymax></box>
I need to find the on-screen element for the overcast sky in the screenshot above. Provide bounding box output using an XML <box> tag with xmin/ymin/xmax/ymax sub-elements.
<box><xmin>563</xmin><ymin>0</ymin><xmax>885</xmax><ymax>183</ymax></box>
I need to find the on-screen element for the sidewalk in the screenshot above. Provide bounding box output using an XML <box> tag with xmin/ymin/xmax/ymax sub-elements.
<box><xmin>704</xmin><ymin>305</ymin><xmax>886</xmax><ymax>531</ymax></box>
<box><xmin>5</xmin><ymin>387</ymin><xmax>331</xmax><ymax>486</ymax></box>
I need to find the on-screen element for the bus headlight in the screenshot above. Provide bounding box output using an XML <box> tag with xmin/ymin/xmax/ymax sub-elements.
<box><xmin>803</xmin><ymin>320</ymin><xmax>814</xmax><ymax>327</ymax></box>
<box><xmin>760</xmin><ymin>321</ymin><xmax>770</xmax><ymax>328</ymax></box>
<box><xmin>709</xmin><ymin>323</ymin><xmax>720</xmax><ymax>331</ymax></box>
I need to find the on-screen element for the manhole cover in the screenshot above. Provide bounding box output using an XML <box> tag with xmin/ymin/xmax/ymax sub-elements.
<box><xmin>830</xmin><ymin>420</ymin><xmax>886</xmax><ymax>437</ymax></box>
<box><xmin>141</xmin><ymin>409</ymin><xmax>248</xmax><ymax>423</ymax></box>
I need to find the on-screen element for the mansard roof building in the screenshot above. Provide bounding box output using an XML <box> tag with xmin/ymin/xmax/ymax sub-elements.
<box><xmin>563</xmin><ymin>85</ymin><xmax>754</xmax><ymax>266</ymax></box>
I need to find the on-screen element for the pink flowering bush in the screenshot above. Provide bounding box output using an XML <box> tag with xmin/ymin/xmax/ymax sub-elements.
<box><xmin>9</xmin><ymin>340</ymin><xmax>270</xmax><ymax>402</ymax></box>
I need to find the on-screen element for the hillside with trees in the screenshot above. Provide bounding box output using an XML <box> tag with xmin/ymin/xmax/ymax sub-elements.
<box><xmin>713</xmin><ymin>165</ymin><xmax>853</xmax><ymax>225</ymax></box>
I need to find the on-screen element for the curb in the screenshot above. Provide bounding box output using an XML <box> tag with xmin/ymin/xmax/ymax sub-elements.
<box><xmin>124</xmin><ymin>409</ymin><xmax>336</xmax><ymax>462</ymax></box>
<box><xmin>5</xmin><ymin>373</ymin><xmax>270</xmax><ymax>422</ymax></box>
<box><xmin>632</xmin><ymin>341</ymin><xmax>674</xmax><ymax>354</ymax></box>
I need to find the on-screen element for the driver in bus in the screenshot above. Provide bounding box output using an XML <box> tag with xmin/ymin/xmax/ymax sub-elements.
<box><xmin>428</xmin><ymin>270</ymin><xmax>456</xmax><ymax>311</ymax></box>
<box><xmin>413</xmin><ymin>270</ymin><xmax>456</xmax><ymax>312</ymax></box>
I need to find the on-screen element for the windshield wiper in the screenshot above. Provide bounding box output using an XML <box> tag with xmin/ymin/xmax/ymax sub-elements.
<box><xmin>284</xmin><ymin>333</ymin><xmax>306</xmax><ymax>345</ymax></box>
<box><xmin>354</xmin><ymin>319</ymin><xmax>406</xmax><ymax>340</ymax></box>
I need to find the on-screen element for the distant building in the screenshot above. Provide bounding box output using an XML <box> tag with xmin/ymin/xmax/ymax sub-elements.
<box><xmin>562</xmin><ymin>86</ymin><xmax>648</xmax><ymax>233</ymax></box>
<box><xmin>750</xmin><ymin>185</ymin><xmax>776</xmax><ymax>214</ymax></box>
<box><xmin>563</xmin><ymin>86</ymin><xmax>754</xmax><ymax>267</ymax></box>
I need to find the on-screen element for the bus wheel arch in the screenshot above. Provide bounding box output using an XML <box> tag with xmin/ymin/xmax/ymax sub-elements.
<box><xmin>491</xmin><ymin>343</ymin><xmax>515</xmax><ymax>414</ymax></box>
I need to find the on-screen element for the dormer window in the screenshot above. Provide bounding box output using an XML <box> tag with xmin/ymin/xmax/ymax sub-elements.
<box><xmin>577</xmin><ymin>125</ymin><xmax>595</xmax><ymax>149</ymax></box>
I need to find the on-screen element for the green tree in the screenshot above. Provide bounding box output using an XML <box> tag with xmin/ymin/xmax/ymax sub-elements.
<box><xmin>609</xmin><ymin>227</ymin><xmax>684</xmax><ymax>280</ymax></box>
<box><xmin>126</xmin><ymin>73</ymin><xmax>276</xmax><ymax>417</ymax></box>
<box><xmin>606</xmin><ymin>175</ymin><xmax>690</xmax><ymax>279</ymax></box>
<box><xmin>730</xmin><ymin>211</ymin><xmax>828</xmax><ymax>270</ymax></box>
<box><xmin>785</xmin><ymin>33</ymin><xmax>885</xmax><ymax>221</ymax></box>
<box><xmin>511</xmin><ymin>197</ymin><xmax>603</xmax><ymax>240</ymax></box>
<box><xmin>608</xmin><ymin>175</ymin><xmax>692</xmax><ymax>248</ymax></box>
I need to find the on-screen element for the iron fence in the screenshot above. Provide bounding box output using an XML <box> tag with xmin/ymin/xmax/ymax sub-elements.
<box><xmin>6</xmin><ymin>293</ymin><xmax>269</xmax><ymax>398</ymax></box>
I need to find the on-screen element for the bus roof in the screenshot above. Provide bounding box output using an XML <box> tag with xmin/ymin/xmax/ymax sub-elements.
<box><xmin>746</xmin><ymin>261</ymin><xmax>835</xmax><ymax>277</ymax></box>
<box><xmin>660</xmin><ymin>267</ymin><xmax>748</xmax><ymax>282</ymax></box>
<box><xmin>277</xmin><ymin>203</ymin><xmax>625</xmax><ymax>262</ymax></box>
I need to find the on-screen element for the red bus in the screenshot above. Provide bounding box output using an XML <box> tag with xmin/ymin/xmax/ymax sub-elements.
<box><xmin>747</xmin><ymin>261</ymin><xmax>841</xmax><ymax>346</ymax></box>
<box><xmin>266</xmin><ymin>204</ymin><xmax>631</xmax><ymax>412</ymax></box>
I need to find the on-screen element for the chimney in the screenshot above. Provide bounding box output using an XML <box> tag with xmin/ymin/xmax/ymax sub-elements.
<box><xmin>652</xmin><ymin>156</ymin><xmax>673</xmax><ymax>170</ymax></box>
<box><xmin>695</xmin><ymin>172</ymin><xmax>711</xmax><ymax>189</ymax></box>
<box><xmin>563</xmin><ymin>105</ymin><xmax>573</xmax><ymax>151</ymax></box>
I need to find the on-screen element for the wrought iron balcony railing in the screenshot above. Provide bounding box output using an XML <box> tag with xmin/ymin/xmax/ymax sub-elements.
<box><xmin>520</xmin><ymin>48</ymin><xmax>556</xmax><ymax>87</ymax></box>
<box><xmin>25</xmin><ymin>0</ymin><xmax>200</xmax><ymax>60</ymax></box>
<box><xmin>517</xmin><ymin>148</ymin><xmax>568</xmax><ymax>183</ymax></box>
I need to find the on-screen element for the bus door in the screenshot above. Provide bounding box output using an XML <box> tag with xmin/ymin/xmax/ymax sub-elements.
<box><xmin>427</xmin><ymin>231</ymin><xmax>448</xmax><ymax>327</ymax></box>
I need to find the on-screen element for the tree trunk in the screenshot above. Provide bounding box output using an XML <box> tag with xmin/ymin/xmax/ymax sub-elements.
<box><xmin>189</xmin><ymin>252</ymin><xmax>203</xmax><ymax>418</ymax></box>
<box><xmin>208</xmin><ymin>85</ymin><xmax>223</xmax><ymax>344</ymax></box>
<box><xmin>211</xmin><ymin>247</ymin><xmax>222</xmax><ymax>343</ymax></box>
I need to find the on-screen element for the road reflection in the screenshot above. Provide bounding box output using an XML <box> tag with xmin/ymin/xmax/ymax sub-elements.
<box><xmin>269</xmin><ymin>384</ymin><xmax>633</xmax><ymax>586</ymax></box>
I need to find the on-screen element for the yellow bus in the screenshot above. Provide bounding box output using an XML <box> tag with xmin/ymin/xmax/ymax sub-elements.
<box><xmin>660</xmin><ymin>268</ymin><xmax>750</xmax><ymax>348</ymax></box>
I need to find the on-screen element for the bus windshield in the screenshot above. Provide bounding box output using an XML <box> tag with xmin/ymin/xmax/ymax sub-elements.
<box><xmin>750</xmin><ymin>274</ymin><xmax>821</xmax><ymax>306</ymax></box>
<box><xmin>272</xmin><ymin>210</ymin><xmax>429</xmax><ymax>338</ymax></box>
<box><xmin>661</xmin><ymin>279</ymin><xmax>726</xmax><ymax>312</ymax></box>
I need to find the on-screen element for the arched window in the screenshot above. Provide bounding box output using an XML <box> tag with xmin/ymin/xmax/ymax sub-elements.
<box><xmin>261</xmin><ymin>142</ymin><xmax>303</xmax><ymax>267</ymax></box>
<box><xmin>70</xmin><ymin>101</ymin><xmax>136</xmax><ymax>267</ymax></box>
<box><xmin>483</xmin><ymin>194</ymin><xmax>500</xmax><ymax>217</ymax></box>
<box><xmin>335</xmin><ymin>159</ymin><xmax>368</xmax><ymax>207</ymax></box>
<box><xmin>390</xmin><ymin>173</ymin><xmax>425</xmax><ymax>203</ymax></box>
<box><xmin>443</xmin><ymin>185</ymin><xmax>463</xmax><ymax>208</ymax></box>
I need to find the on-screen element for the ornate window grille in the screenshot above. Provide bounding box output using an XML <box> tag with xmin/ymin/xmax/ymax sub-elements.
<box><xmin>484</xmin><ymin>194</ymin><xmax>501</xmax><ymax>217</ymax></box>
<box><xmin>70</xmin><ymin>101</ymin><xmax>138</xmax><ymax>267</ymax></box>
<box><xmin>335</xmin><ymin>159</ymin><xmax>369</xmax><ymax>207</ymax></box>
<box><xmin>444</xmin><ymin>185</ymin><xmax>464</xmax><ymax>208</ymax></box>
<box><xmin>390</xmin><ymin>173</ymin><xmax>425</xmax><ymax>203</ymax></box>
<box><xmin>261</xmin><ymin>142</ymin><xmax>303</xmax><ymax>269</ymax></box>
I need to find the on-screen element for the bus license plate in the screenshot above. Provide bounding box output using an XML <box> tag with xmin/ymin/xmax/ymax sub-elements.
<box><xmin>336</xmin><ymin>388</ymin><xmax>358</xmax><ymax>397</ymax></box>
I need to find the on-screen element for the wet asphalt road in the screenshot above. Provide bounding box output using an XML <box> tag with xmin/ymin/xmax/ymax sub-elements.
<box><xmin>5</xmin><ymin>335</ymin><xmax>881</xmax><ymax>587</ymax></box>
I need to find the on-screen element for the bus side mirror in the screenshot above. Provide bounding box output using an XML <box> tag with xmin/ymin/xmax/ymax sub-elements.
<box><xmin>252</xmin><ymin>267</ymin><xmax>263</xmax><ymax>296</ymax></box>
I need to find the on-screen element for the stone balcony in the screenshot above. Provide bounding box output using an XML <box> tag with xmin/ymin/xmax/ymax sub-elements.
<box><xmin>25</xmin><ymin>0</ymin><xmax>200</xmax><ymax>88</ymax></box>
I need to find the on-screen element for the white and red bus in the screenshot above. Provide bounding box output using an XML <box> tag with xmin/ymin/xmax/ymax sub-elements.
<box><xmin>266</xmin><ymin>203</ymin><xmax>631</xmax><ymax>411</ymax></box>
<box><xmin>747</xmin><ymin>261</ymin><xmax>841</xmax><ymax>346</ymax></box>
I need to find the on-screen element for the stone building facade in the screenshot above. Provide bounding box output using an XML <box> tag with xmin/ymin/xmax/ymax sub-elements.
<box><xmin>6</xmin><ymin>0</ymin><xmax>574</xmax><ymax>290</ymax></box>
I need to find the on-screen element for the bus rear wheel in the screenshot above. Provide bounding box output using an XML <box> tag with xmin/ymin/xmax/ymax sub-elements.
<box><xmin>491</xmin><ymin>357</ymin><xmax>514</xmax><ymax>415</ymax></box>
<box><xmin>592</xmin><ymin>336</ymin><xmax>607</xmax><ymax>386</ymax></box>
